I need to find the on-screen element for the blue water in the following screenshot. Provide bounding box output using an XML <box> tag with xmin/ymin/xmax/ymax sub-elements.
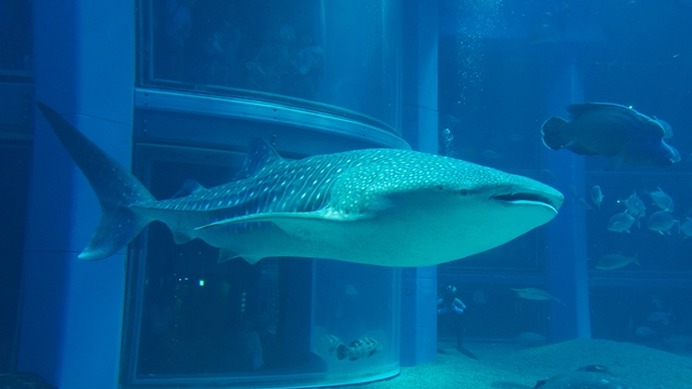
<box><xmin>436</xmin><ymin>0</ymin><xmax>692</xmax><ymax>355</ymax></box>
<box><xmin>2</xmin><ymin>1</ymin><xmax>692</xmax><ymax>388</ymax></box>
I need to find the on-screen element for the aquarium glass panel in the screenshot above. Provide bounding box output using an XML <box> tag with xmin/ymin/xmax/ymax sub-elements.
<box><xmin>138</xmin><ymin>0</ymin><xmax>401</xmax><ymax>128</ymax></box>
<box><xmin>121</xmin><ymin>142</ymin><xmax>400</xmax><ymax>388</ymax></box>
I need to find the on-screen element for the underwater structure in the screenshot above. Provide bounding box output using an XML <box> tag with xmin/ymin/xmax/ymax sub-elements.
<box><xmin>11</xmin><ymin>2</ymin><xmax>436</xmax><ymax>388</ymax></box>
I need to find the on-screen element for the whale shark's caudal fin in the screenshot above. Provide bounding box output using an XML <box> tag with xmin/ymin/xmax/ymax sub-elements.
<box><xmin>36</xmin><ymin>102</ymin><xmax>156</xmax><ymax>260</ymax></box>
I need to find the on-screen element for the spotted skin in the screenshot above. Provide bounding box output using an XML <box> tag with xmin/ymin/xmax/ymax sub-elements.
<box><xmin>37</xmin><ymin>102</ymin><xmax>564</xmax><ymax>266</ymax></box>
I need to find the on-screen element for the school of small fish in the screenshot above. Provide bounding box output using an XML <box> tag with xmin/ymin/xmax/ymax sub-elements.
<box><xmin>586</xmin><ymin>186</ymin><xmax>689</xmax><ymax>237</ymax></box>
<box><xmin>581</xmin><ymin>184</ymin><xmax>692</xmax><ymax>272</ymax></box>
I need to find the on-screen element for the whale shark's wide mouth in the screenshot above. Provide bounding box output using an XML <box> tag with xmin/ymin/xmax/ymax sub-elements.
<box><xmin>492</xmin><ymin>192</ymin><xmax>563</xmax><ymax>213</ymax></box>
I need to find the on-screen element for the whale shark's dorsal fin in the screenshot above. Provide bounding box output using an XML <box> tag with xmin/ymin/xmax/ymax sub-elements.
<box><xmin>238</xmin><ymin>138</ymin><xmax>282</xmax><ymax>179</ymax></box>
<box><xmin>172</xmin><ymin>179</ymin><xmax>207</xmax><ymax>198</ymax></box>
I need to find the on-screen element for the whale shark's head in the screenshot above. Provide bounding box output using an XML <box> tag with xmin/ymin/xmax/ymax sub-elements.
<box><xmin>312</xmin><ymin>150</ymin><xmax>565</xmax><ymax>266</ymax></box>
<box><xmin>430</xmin><ymin>166</ymin><xmax>563</xmax><ymax>262</ymax></box>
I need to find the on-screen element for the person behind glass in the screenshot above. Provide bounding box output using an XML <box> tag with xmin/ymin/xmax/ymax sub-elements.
<box><xmin>437</xmin><ymin>285</ymin><xmax>466</xmax><ymax>316</ymax></box>
<box><xmin>437</xmin><ymin>285</ymin><xmax>474</xmax><ymax>358</ymax></box>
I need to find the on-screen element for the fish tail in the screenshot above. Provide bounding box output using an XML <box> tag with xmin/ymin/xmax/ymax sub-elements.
<box><xmin>37</xmin><ymin>102</ymin><xmax>155</xmax><ymax>260</ymax></box>
<box><xmin>541</xmin><ymin>117</ymin><xmax>569</xmax><ymax>150</ymax></box>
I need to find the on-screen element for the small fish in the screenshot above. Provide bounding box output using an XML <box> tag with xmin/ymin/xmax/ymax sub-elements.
<box><xmin>607</xmin><ymin>211</ymin><xmax>636</xmax><ymax>233</ymax></box>
<box><xmin>619</xmin><ymin>191</ymin><xmax>646</xmax><ymax>219</ymax></box>
<box><xmin>512</xmin><ymin>287</ymin><xmax>561</xmax><ymax>303</ymax></box>
<box><xmin>647</xmin><ymin>311</ymin><xmax>673</xmax><ymax>327</ymax></box>
<box><xmin>595</xmin><ymin>253</ymin><xmax>639</xmax><ymax>270</ymax></box>
<box><xmin>590</xmin><ymin>185</ymin><xmax>604</xmax><ymax>209</ymax></box>
<box><xmin>647</xmin><ymin>187</ymin><xmax>674</xmax><ymax>212</ymax></box>
<box><xmin>336</xmin><ymin>336</ymin><xmax>382</xmax><ymax>361</ymax></box>
<box><xmin>541</xmin><ymin>102</ymin><xmax>681</xmax><ymax>169</ymax></box>
<box><xmin>647</xmin><ymin>211</ymin><xmax>677</xmax><ymax>234</ymax></box>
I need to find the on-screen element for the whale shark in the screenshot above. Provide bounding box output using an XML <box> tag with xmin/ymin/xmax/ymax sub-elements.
<box><xmin>37</xmin><ymin>102</ymin><xmax>563</xmax><ymax>267</ymax></box>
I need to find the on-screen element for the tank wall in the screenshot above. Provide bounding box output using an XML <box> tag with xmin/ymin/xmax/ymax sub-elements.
<box><xmin>0</xmin><ymin>1</ymin><xmax>33</xmax><ymax>368</ymax></box>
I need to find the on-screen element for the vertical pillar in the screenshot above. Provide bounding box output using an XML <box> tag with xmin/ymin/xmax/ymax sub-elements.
<box><xmin>399</xmin><ymin>0</ymin><xmax>439</xmax><ymax>366</ymax></box>
<box><xmin>543</xmin><ymin>64</ymin><xmax>591</xmax><ymax>341</ymax></box>
<box><xmin>20</xmin><ymin>1</ymin><xmax>134</xmax><ymax>388</ymax></box>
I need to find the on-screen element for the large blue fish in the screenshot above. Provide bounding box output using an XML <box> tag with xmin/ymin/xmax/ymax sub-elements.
<box><xmin>37</xmin><ymin>102</ymin><xmax>563</xmax><ymax>267</ymax></box>
<box><xmin>541</xmin><ymin>102</ymin><xmax>680</xmax><ymax>169</ymax></box>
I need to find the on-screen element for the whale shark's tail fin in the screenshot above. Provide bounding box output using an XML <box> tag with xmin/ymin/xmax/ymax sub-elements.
<box><xmin>36</xmin><ymin>102</ymin><xmax>155</xmax><ymax>260</ymax></box>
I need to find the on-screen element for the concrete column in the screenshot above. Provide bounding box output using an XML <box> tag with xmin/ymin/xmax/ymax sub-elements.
<box><xmin>20</xmin><ymin>1</ymin><xmax>134</xmax><ymax>387</ymax></box>
<box><xmin>543</xmin><ymin>64</ymin><xmax>591</xmax><ymax>341</ymax></box>
<box><xmin>399</xmin><ymin>0</ymin><xmax>439</xmax><ymax>366</ymax></box>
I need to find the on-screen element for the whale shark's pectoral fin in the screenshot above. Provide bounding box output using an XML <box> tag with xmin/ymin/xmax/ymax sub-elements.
<box><xmin>205</xmin><ymin>211</ymin><xmax>364</xmax><ymax>265</ymax></box>
<box><xmin>216</xmin><ymin>249</ymin><xmax>262</xmax><ymax>265</ymax></box>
